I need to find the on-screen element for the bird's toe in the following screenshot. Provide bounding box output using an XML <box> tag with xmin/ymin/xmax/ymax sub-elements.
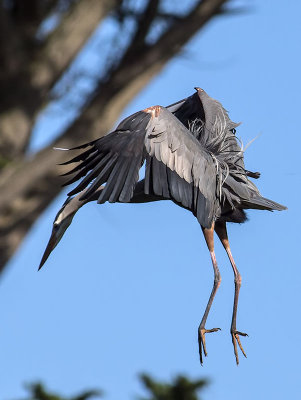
<box><xmin>231</xmin><ymin>329</ymin><xmax>248</xmax><ymax>365</ymax></box>
<box><xmin>198</xmin><ymin>327</ymin><xmax>221</xmax><ymax>365</ymax></box>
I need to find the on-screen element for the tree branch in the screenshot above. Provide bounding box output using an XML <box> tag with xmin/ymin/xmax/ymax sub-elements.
<box><xmin>30</xmin><ymin>0</ymin><xmax>119</xmax><ymax>90</ymax></box>
<box><xmin>132</xmin><ymin>0</ymin><xmax>160</xmax><ymax>46</ymax></box>
<box><xmin>0</xmin><ymin>0</ymin><xmax>118</xmax><ymax>161</ymax></box>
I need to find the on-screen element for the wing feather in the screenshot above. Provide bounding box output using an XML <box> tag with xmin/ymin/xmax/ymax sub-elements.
<box><xmin>63</xmin><ymin>111</ymin><xmax>150</xmax><ymax>202</ymax></box>
<box><xmin>61</xmin><ymin>153</ymin><xmax>102</xmax><ymax>178</ymax></box>
<box><xmin>66</xmin><ymin>153</ymin><xmax>112</xmax><ymax>194</ymax></box>
<box><xmin>59</xmin><ymin>147</ymin><xmax>97</xmax><ymax>166</ymax></box>
<box><xmin>80</xmin><ymin>154</ymin><xmax>119</xmax><ymax>200</ymax></box>
<box><xmin>97</xmin><ymin>158</ymin><xmax>128</xmax><ymax>204</ymax></box>
<box><xmin>144</xmin><ymin>107</ymin><xmax>218</xmax><ymax>227</ymax></box>
<box><xmin>119</xmin><ymin>157</ymin><xmax>142</xmax><ymax>202</ymax></box>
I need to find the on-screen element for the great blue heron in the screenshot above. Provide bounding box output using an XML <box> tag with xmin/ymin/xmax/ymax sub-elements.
<box><xmin>39</xmin><ymin>87</ymin><xmax>286</xmax><ymax>365</ymax></box>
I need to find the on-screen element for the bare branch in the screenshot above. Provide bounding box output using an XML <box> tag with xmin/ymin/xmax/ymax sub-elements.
<box><xmin>30</xmin><ymin>0</ymin><xmax>119</xmax><ymax>90</ymax></box>
<box><xmin>132</xmin><ymin>0</ymin><xmax>160</xmax><ymax>46</ymax></box>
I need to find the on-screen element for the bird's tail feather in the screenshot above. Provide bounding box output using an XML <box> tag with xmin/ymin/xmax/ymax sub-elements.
<box><xmin>242</xmin><ymin>196</ymin><xmax>287</xmax><ymax>211</ymax></box>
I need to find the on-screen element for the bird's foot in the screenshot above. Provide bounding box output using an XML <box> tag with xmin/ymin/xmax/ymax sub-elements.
<box><xmin>231</xmin><ymin>329</ymin><xmax>248</xmax><ymax>365</ymax></box>
<box><xmin>198</xmin><ymin>326</ymin><xmax>221</xmax><ymax>365</ymax></box>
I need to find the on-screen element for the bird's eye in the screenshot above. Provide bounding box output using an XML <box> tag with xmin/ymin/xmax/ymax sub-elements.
<box><xmin>231</xmin><ymin>128</ymin><xmax>236</xmax><ymax>134</ymax></box>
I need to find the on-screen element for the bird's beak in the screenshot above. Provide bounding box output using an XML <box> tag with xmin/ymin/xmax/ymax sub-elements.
<box><xmin>38</xmin><ymin>215</ymin><xmax>74</xmax><ymax>271</ymax></box>
<box><xmin>38</xmin><ymin>229</ymin><xmax>58</xmax><ymax>271</ymax></box>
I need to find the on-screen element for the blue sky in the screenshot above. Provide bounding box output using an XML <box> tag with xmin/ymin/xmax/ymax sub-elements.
<box><xmin>1</xmin><ymin>1</ymin><xmax>300</xmax><ymax>399</ymax></box>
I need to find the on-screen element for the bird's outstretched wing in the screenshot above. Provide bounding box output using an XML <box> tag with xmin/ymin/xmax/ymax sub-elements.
<box><xmin>62</xmin><ymin>111</ymin><xmax>149</xmax><ymax>203</ymax></box>
<box><xmin>61</xmin><ymin>106</ymin><xmax>219</xmax><ymax>228</ymax></box>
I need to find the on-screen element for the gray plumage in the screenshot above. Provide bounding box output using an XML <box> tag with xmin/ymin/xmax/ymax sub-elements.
<box><xmin>38</xmin><ymin>87</ymin><xmax>286</xmax><ymax>365</ymax></box>
<box><xmin>61</xmin><ymin>88</ymin><xmax>285</xmax><ymax>228</ymax></box>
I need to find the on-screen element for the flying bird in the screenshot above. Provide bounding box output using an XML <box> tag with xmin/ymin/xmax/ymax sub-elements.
<box><xmin>39</xmin><ymin>87</ymin><xmax>286</xmax><ymax>365</ymax></box>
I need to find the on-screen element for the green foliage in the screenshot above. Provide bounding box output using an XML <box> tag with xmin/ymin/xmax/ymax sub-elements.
<box><xmin>139</xmin><ymin>374</ymin><xmax>208</xmax><ymax>400</ymax></box>
<box><xmin>15</xmin><ymin>375</ymin><xmax>208</xmax><ymax>400</ymax></box>
<box><xmin>20</xmin><ymin>383</ymin><xmax>101</xmax><ymax>400</ymax></box>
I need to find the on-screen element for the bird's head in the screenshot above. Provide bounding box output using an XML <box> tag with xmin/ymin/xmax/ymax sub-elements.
<box><xmin>38</xmin><ymin>197</ymin><xmax>77</xmax><ymax>270</ymax></box>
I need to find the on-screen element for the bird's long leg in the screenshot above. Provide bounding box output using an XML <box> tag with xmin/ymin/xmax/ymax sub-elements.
<box><xmin>198</xmin><ymin>224</ymin><xmax>221</xmax><ymax>365</ymax></box>
<box><xmin>215</xmin><ymin>221</ymin><xmax>248</xmax><ymax>365</ymax></box>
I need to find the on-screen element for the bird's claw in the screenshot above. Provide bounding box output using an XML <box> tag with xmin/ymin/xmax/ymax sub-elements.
<box><xmin>198</xmin><ymin>327</ymin><xmax>221</xmax><ymax>365</ymax></box>
<box><xmin>231</xmin><ymin>329</ymin><xmax>248</xmax><ymax>365</ymax></box>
